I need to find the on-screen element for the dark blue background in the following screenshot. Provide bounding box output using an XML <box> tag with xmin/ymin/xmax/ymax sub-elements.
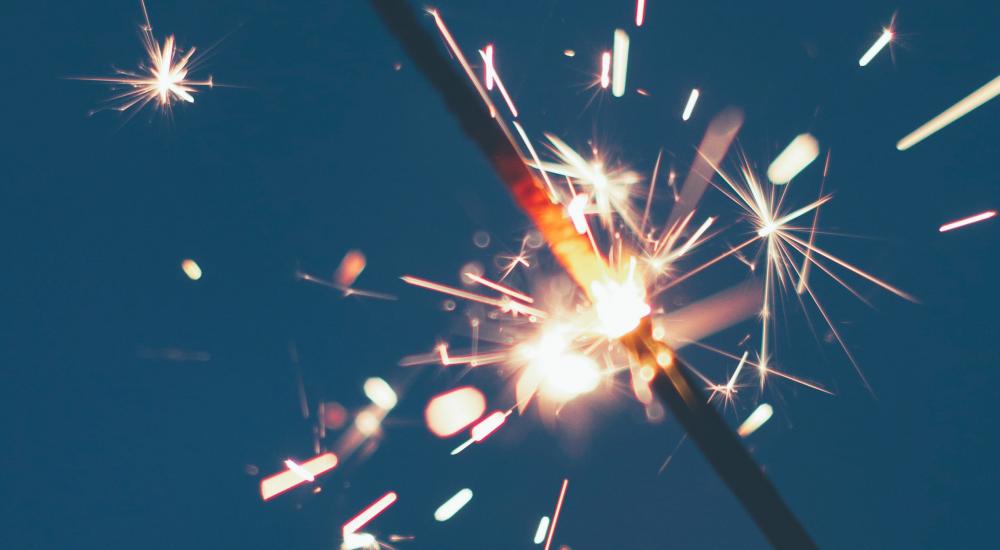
<box><xmin>4</xmin><ymin>1</ymin><xmax>999</xmax><ymax>548</ymax></box>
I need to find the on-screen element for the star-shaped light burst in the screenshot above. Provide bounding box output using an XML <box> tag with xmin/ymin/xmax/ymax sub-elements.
<box><xmin>77</xmin><ymin>1</ymin><xmax>213</xmax><ymax>116</ymax></box>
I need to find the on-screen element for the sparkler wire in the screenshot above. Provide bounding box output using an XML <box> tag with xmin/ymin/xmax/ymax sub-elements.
<box><xmin>369</xmin><ymin>1</ymin><xmax>816</xmax><ymax>547</ymax></box>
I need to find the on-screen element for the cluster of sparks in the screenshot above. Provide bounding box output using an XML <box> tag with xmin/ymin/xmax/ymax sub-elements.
<box><xmin>83</xmin><ymin>1</ymin><xmax>1000</xmax><ymax>548</ymax></box>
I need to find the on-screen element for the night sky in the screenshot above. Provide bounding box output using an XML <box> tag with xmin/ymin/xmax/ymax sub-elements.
<box><xmin>5</xmin><ymin>1</ymin><xmax>1000</xmax><ymax>548</ymax></box>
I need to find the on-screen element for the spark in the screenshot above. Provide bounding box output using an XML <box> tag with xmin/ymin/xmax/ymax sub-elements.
<box><xmin>433</xmin><ymin>488</ymin><xmax>474</xmax><ymax>521</ymax></box>
<box><xmin>543</xmin><ymin>479</ymin><xmax>569</xmax><ymax>550</ymax></box>
<box><xmin>635</xmin><ymin>0</ymin><xmax>647</xmax><ymax>27</ymax></box>
<box><xmin>600</xmin><ymin>52</ymin><xmax>611</xmax><ymax>89</ymax></box>
<box><xmin>858</xmin><ymin>28</ymin><xmax>893</xmax><ymax>67</ymax></box>
<box><xmin>612</xmin><ymin>29</ymin><xmax>630</xmax><ymax>98</ymax></box>
<box><xmin>464</xmin><ymin>272</ymin><xmax>534</xmax><ymax>303</ymax></box>
<box><xmin>363</xmin><ymin>377</ymin><xmax>398</xmax><ymax>410</ymax></box>
<box><xmin>402</xmin><ymin>275</ymin><xmax>545</xmax><ymax>318</ymax></box>
<box><xmin>425</xmin><ymin>386</ymin><xmax>487</xmax><ymax>437</ymax></box>
<box><xmin>76</xmin><ymin>0</ymin><xmax>213</xmax><ymax>116</ymax></box>
<box><xmin>939</xmin><ymin>210</ymin><xmax>997</xmax><ymax>232</ymax></box>
<box><xmin>343</xmin><ymin>491</ymin><xmax>399</xmax><ymax>538</ymax></box>
<box><xmin>260</xmin><ymin>453</ymin><xmax>338</xmax><ymax>500</ymax></box>
<box><xmin>181</xmin><ymin>258</ymin><xmax>202</xmax><ymax>280</ymax></box>
<box><xmin>478</xmin><ymin>47</ymin><xmax>518</xmax><ymax>117</ymax></box>
<box><xmin>767</xmin><ymin>134</ymin><xmax>820</xmax><ymax>185</ymax></box>
<box><xmin>483</xmin><ymin>44</ymin><xmax>495</xmax><ymax>90</ymax></box>
<box><xmin>682</xmin><ymin>88</ymin><xmax>700</xmax><ymax>121</ymax></box>
<box><xmin>567</xmin><ymin>194</ymin><xmax>590</xmax><ymax>234</ymax></box>
<box><xmin>533</xmin><ymin>516</ymin><xmax>551</xmax><ymax>544</ymax></box>
<box><xmin>563</xmin><ymin>49</ymin><xmax>575</xmax><ymax>57</ymax></box>
<box><xmin>897</xmin><ymin>74</ymin><xmax>1000</xmax><ymax>150</ymax></box>
<box><xmin>471</xmin><ymin>410</ymin><xmax>508</xmax><ymax>441</ymax></box>
<box><xmin>737</xmin><ymin>403</ymin><xmax>774</xmax><ymax>437</ymax></box>
<box><xmin>335</xmin><ymin>250</ymin><xmax>367</xmax><ymax>287</ymax></box>
<box><xmin>591</xmin><ymin>257</ymin><xmax>651</xmax><ymax>338</ymax></box>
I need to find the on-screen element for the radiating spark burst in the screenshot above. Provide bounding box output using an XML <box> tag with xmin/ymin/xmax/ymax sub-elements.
<box><xmin>76</xmin><ymin>0</ymin><xmax>214</xmax><ymax>117</ymax></box>
<box><xmin>897</xmin><ymin>73</ymin><xmax>1000</xmax><ymax>150</ymax></box>
<box><xmin>859</xmin><ymin>28</ymin><xmax>893</xmax><ymax>67</ymax></box>
<box><xmin>939</xmin><ymin>210</ymin><xmax>997</xmax><ymax>232</ymax></box>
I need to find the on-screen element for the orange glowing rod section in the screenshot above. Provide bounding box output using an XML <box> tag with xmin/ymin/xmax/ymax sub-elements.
<box><xmin>939</xmin><ymin>210</ymin><xmax>996</xmax><ymax>233</ymax></box>
<box><xmin>260</xmin><ymin>452</ymin><xmax>338</xmax><ymax>500</ymax></box>
<box><xmin>342</xmin><ymin>491</ymin><xmax>399</xmax><ymax>538</ymax></box>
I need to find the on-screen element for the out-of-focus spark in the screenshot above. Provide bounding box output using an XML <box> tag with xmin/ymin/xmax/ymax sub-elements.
<box><xmin>260</xmin><ymin>453</ymin><xmax>338</xmax><ymax>500</ymax></box>
<box><xmin>483</xmin><ymin>44</ymin><xmax>495</xmax><ymax>90</ymax></box>
<box><xmin>939</xmin><ymin>210</ymin><xmax>997</xmax><ymax>232</ymax></box>
<box><xmin>478</xmin><ymin>47</ymin><xmax>518</xmax><ymax>117</ymax></box>
<box><xmin>363</xmin><ymin>377</ymin><xmax>398</xmax><ymax>410</ymax></box>
<box><xmin>402</xmin><ymin>275</ymin><xmax>546</xmax><ymax>317</ymax></box>
<box><xmin>600</xmin><ymin>52</ymin><xmax>611</xmax><ymax>89</ymax></box>
<box><xmin>635</xmin><ymin>0</ymin><xmax>647</xmax><ymax>27</ymax></box>
<box><xmin>433</xmin><ymin>488</ymin><xmax>474</xmax><ymax>521</ymax></box>
<box><xmin>335</xmin><ymin>250</ymin><xmax>367</xmax><ymax>287</ymax></box>
<box><xmin>76</xmin><ymin>0</ymin><xmax>213</xmax><ymax>116</ymax></box>
<box><xmin>354</xmin><ymin>408</ymin><xmax>382</xmax><ymax>437</ymax></box>
<box><xmin>612</xmin><ymin>29</ymin><xmax>630</xmax><ymax>98</ymax></box>
<box><xmin>533</xmin><ymin>516</ymin><xmax>551</xmax><ymax>544</ymax></box>
<box><xmin>298</xmin><ymin>271</ymin><xmax>398</xmax><ymax>301</ymax></box>
<box><xmin>563</xmin><ymin>49</ymin><xmax>575</xmax><ymax>57</ymax></box>
<box><xmin>341</xmin><ymin>532</ymin><xmax>376</xmax><ymax>550</ymax></box>
<box><xmin>343</xmin><ymin>491</ymin><xmax>398</xmax><ymax>538</ymax></box>
<box><xmin>181</xmin><ymin>258</ymin><xmax>202</xmax><ymax>280</ymax></box>
<box><xmin>543</xmin><ymin>479</ymin><xmax>569</xmax><ymax>550</ymax></box>
<box><xmin>682</xmin><ymin>88</ymin><xmax>700</xmax><ymax>121</ymax></box>
<box><xmin>425</xmin><ymin>386</ymin><xmax>486</xmax><ymax>437</ymax></box>
<box><xmin>737</xmin><ymin>403</ymin><xmax>774</xmax><ymax>437</ymax></box>
<box><xmin>897</xmin><ymin>74</ymin><xmax>1000</xmax><ymax>150</ymax></box>
<box><xmin>859</xmin><ymin>28</ymin><xmax>893</xmax><ymax>67</ymax></box>
<box><xmin>283</xmin><ymin>459</ymin><xmax>315</xmax><ymax>482</ymax></box>
<box><xmin>567</xmin><ymin>194</ymin><xmax>590</xmax><ymax>234</ymax></box>
<box><xmin>767</xmin><ymin>134</ymin><xmax>820</xmax><ymax>185</ymax></box>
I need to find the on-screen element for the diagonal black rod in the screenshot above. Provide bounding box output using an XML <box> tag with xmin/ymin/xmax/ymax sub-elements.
<box><xmin>369</xmin><ymin>1</ymin><xmax>816</xmax><ymax>547</ymax></box>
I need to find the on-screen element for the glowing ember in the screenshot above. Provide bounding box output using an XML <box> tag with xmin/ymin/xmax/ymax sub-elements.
<box><xmin>635</xmin><ymin>0</ymin><xmax>647</xmax><ymax>27</ymax></box>
<box><xmin>335</xmin><ymin>250</ymin><xmax>367</xmax><ymax>287</ymax></box>
<box><xmin>471</xmin><ymin>410</ymin><xmax>508</xmax><ymax>442</ymax></box>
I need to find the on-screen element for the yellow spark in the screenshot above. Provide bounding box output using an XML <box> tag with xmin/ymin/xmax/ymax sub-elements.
<box><xmin>859</xmin><ymin>28</ymin><xmax>893</xmax><ymax>67</ymax></box>
<box><xmin>897</xmin><ymin>74</ymin><xmax>1000</xmax><ymax>150</ymax></box>
<box><xmin>767</xmin><ymin>134</ymin><xmax>820</xmax><ymax>185</ymax></box>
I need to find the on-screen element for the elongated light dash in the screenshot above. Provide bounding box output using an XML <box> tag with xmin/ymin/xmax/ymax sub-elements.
<box><xmin>635</xmin><ymin>0</ymin><xmax>646</xmax><ymax>27</ymax></box>
<box><xmin>897</xmin><ymin>74</ymin><xmax>1000</xmax><ymax>151</ymax></box>
<box><xmin>682</xmin><ymin>88</ymin><xmax>700</xmax><ymax>121</ymax></box>
<box><xmin>939</xmin><ymin>210</ymin><xmax>996</xmax><ymax>233</ymax></box>
<box><xmin>533</xmin><ymin>516</ymin><xmax>551</xmax><ymax>544</ymax></box>
<box><xmin>343</xmin><ymin>491</ymin><xmax>398</xmax><ymax>537</ymax></box>
<box><xmin>612</xmin><ymin>29</ymin><xmax>630</xmax><ymax>97</ymax></box>
<box><xmin>543</xmin><ymin>479</ymin><xmax>569</xmax><ymax>550</ymax></box>
<box><xmin>859</xmin><ymin>28</ymin><xmax>892</xmax><ymax>67</ymax></box>
<box><xmin>433</xmin><ymin>488</ymin><xmax>474</xmax><ymax>521</ymax></box>
<box><xmin>767</xmin><ymin>134</ymin><xmax>819</xmax><ymax>185</ymax></box>
<box><xmin>260</xmin><ymin>453</ymin><xmax>338</xmax><ymax>500</ymax></box>
<box><xmin>737</xmin><ymin>403</ymin><xmax>773</xmax><ymax>437</ymax></box>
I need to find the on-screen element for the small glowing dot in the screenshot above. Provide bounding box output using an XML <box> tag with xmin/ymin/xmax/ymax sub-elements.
<box><xmin>181</xmin><ymin>258</ymin><xmax>202</xmax><ymax>280</ymax></box>
<box><xmin>354</xmin><ymin>410</ymin><xmax>381</xmax><ymax>437</ymax></box>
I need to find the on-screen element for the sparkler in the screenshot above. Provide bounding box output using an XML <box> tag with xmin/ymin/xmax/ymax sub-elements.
<box><xmin>897</xmin><ymin>74</ymin><xmax>1000</xmax><ymax>150</ymax></box>
<box><xmin>75</xmin><ymin>0</ymin><xmax>214</xmax><ymax>117</ymax></box>
<box><xmin>939</xmin><ymin>210</ymin><xmax>997</xmax><ymax>233</ymax></box>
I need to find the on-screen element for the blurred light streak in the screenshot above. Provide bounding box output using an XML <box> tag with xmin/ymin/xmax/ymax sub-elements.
<box><xmin>682</xmin><ymin>88</ymin><xmax>700</xmax><ymax>121</ymax></box>
<box><xmin>767</xmin><ymin>134</ymin><xmax>819</xmax><ymax>184</ymax></box>
<box><xmin>425</xmin><ymin>386</ymin><xmax>487</xmax><ymax>437</ymax></box>
<box><xmin>543</xmin><ymin>479</ymin><xmax>569</xmax><ymax>550</ymax></box>
<box><xmin>433</xmin><ymin>488</ymin><xmax>474</xmax><ymax>521</ymax></box>
<box><xmin>666</xmin><ymin>108</ymin><xmax>743</xmax><ymax>227</ymax></box>
<box><xmin>363</xmin><ymin>377</ymin><xmax>398</xmax><ymax>410</ymax></box>
<box><xmin>737</xmin><ymin>403</ymin><xmax>774</xmax><ymax>437</ymax></box>
<box><xmin>635</xmin><ymin>0</ymin><xmax>646</xmax><ymax>26</ymax></box>
<box><xmin>464</xmin><ymin>272</ymin><xmax>534</xmax><ymax>303</ymax></box>
<box><xmin>564</xmin><ymin>49</ymin><xmax>575</xmax><ymax>57</ymax></box>
<box><xmin>181</xmin><ymin>258</ymin><xmax>202</xmax><ymax>280</ymax></box>
<box><xmin>567</xmin><ymin>194</ymin><xmax>590</xmax><ymax>234</ymax></box>
<box><xmin>600</xmin><ymin>52</ymin><xmax>611</xmax><ymax>89</ymax></box>
<box><xmin>478</xmin><ymin>47</ymin><xmax>518</xmax><ymax>117</ymax></box>
<box><xmin>612</xmin><ymin>29</ymin><xmax>630</xmax><ymax>97</ymax></box>
<box><xmin>483</xmin><ymin>44</ymin><xmax>495</xmax><ymax>90</ymax></box>
<box><xmin>471</xmin><ymin>410</ymin><xmax>508</xmax><ymax>441</ymax></box>
<box><xmin>897</xmin><ymin>74</ymin><xmax>1000</xmax><ymax>150</ymax></box>
<box><xmin>343</xmin><ymin>491</ymin><xmax>398</xmax><ymax>537</ymax></box>
<box><xmin>939</xmin><ymin>210</ymin><xmax>997</xmax><ymax>232</ymax></box>
<box><xmin>260</xmin><ymin>453</ymin><xmax>338</xmax><ymax>500</ymax></box>
<box><xmin>283</xmin><ymin>459</ymin><xmax>315</xmax><ymax>482</ymax></box>
<box><xmin>341</xmin><ymin>532</ymin><xmax>376</xmax><ymax>550</ymax></box>
<box><xmin>533</xmin><ymin>516</ymin><xmax>551</xmax><ymax>544</ymax></box>
<box><xmin>858</xmin><ymin>28</ymin><xmax>892</xmax><ymax>67</ymax></box>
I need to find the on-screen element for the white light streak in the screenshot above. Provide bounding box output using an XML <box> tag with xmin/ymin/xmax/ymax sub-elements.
<box><xmin>483</xmin><ymin>44</ymin><xmax>495</xmax><ymax>90</ymax></box>
<box><xmin>283</xmin><ymin>459</ymin><xmax>315</xmax><ymax>482</ymax></box>
<box><xmin>363</xmin><ymin>377</ymin><xmax>398</xmax><ymax>410</ymax></box>
<box><xmin>533</xmin><ymin>516</ymin><xmax>551</xmax><ymax>544</ymax></box>
<box><xmin>939</xmin><ymin>210</ymin><xmax>997</xmax><ymax>232</ymax></box>
<box><xmin>859</xmin><ymin>28</ymin><xmax>893</xmax><ymax>67</ymax></box>
<box><xmin>635</xmin><ymin>0</ymin><xmax>646</xmax><ymax>26</ymax></box>
<box><xmin>682</xmin><ymin>88</ymin><xmax>700</xmax><ymax>121</ymax></box>
<box><xmin>897</xmin><ymin>74</ymin><xmax>1000</xmax><ymax>151</ymax></box>
<box><xmin>737</xmin><ymin>403</ymin><xmax>774</xmax><ymax>437</ymax></box>
<box><xmin>612</xmin><ymin>29</ymin><xmax>630</xmax><ymax>98</ymax></box>
<box><xmin>767</xmin><ymin>133</ymin><xmax>820</xmax><ymax>185</ymax></box>
<box><xmin>343</xmin><ymin>492</ymin><xmax>398</xmax><ymax>537</ymax></box>
<box><xmin>433</xmin><ymin>488</ymin><xmax>474</xmax><ymax>521</ymax></box>
<box><xmin>600</xmin><ymin>52</ymin><xmax>611</xmax><ymax>89</ymax></box>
